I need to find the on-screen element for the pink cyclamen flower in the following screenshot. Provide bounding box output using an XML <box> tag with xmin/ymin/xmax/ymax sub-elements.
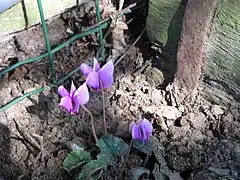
<box><xmin>58</xmin><ymin>81</ymin><xmax>89</xmax><ymax>115</ymax></box>
<box><xmin>80</xmin><ymin>58</ymin><xmax>114</xmax><ymax>90</ymax></box>
<box><xmin>130</xmin><ymin>118</ymin><xmax>153</xmax><ymax>142</ymax></box>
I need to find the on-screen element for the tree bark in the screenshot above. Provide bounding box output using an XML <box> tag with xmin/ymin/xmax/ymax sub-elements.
<box><xmin>146</xmin><ymin>0</ymin><xmax>240</xmax><ymax>104</ymax></box>
<box><xmin>201</xmin><ymin>0</ymin><xmax>240</xmax><ymax>103</ymax></box>
<box><xmin>173</xmin><ymin>0</ymin><xmax>218</xmax><ymax>91</ymax></box>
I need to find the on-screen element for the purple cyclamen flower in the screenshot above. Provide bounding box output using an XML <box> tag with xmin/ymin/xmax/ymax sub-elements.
<box><xmin>80</xmin><ymin>58</ymin><xmax>114</xmax><ymax>90</ymax></box>
<box><xmin>58</xmin><ymin>81</ymin><xmax>89</xmax><ymax>115</ymax></box>
<box><xmin>130</xmin><ymin>118</ymin><xmax>153</xmax><ymax>142</ymax></box>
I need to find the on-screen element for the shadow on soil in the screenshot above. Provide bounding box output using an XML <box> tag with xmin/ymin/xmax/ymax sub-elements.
<box><xmin>151</xmin><ymin>0</ymin><xmax>187</xmax><ymax>87</ymax></box>
<box><xmin>0</xmin><ymin>124</ymin><xmax>26</xmax><ymax>179</ymax></box>
<box><xmin>2</xmin><ymin>1</ymin><xmax>240</xmax><ymax>180</ymax></box>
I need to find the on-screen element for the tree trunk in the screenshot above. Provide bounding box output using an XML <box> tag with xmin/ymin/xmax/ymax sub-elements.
<box><xmin>146</xmin><ymin>0</ymin><xmax>240</xmax><ymax>104</ymax></box>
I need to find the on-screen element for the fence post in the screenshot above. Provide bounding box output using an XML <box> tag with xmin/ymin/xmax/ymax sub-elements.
<box><xmin>95</xmin><ymin>0</ymin><xmax>105</xmax><ymax>61</ymax></box>
<box><xmin>37</xmin><ymin>0</ymin><xmax>57</xmax><ymax>84</ymax></box>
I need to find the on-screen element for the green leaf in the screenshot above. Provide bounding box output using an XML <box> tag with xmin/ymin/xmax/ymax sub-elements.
<box><xmin>151</xmin><ymin>136</ymin><xmax>166</xmax><ymax>165</ymax></box>
<box><xmin>96</xmin><ymin>135</ymin><xmax>129</xmax><ymax>166</ymax></box>
<box><xmin>68</xmin><ymin>116</ymin><xmax>76</xmax><ymax>121</ymax></box>
<box><xmin>133</xmin><ymin>138</ymin><xmax>153</xmax><ymax>156</ymax></box>
<box><xmin>129</xmin><ymin>167</ymin><xmax>150</xmax><ymax>180</ymax></box>
<box><xmin>152</xmin><ymin>163</ymin><xmax>166</xmax><ymax>180</ymax></box>
<box><xmin>78</xmin><ymin>160</ymin><xmax>107</xmax><ymax>180</ymax></box>
<box><xmin>153</xmin><ymin>163</ymin><xmax>183</xmax><ymax>180</ymax></box>
<box><xmin>63</xmin><ymin>149</ymin><xmax>92</xmax><ymax>171</ymax></box>
<box><xmin>70</xmin><ymin>143</ymin><xmax>84</xmax><ymax>151</ymax></box>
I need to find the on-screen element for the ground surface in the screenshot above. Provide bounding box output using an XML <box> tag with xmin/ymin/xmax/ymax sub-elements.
<box><xmin>0</xmin><ymin>1</ymin><xmax>240</xmax><ymax>180</ymax></box>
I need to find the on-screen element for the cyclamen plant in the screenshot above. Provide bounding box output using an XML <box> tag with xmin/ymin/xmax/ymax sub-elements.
<box><xmin>80</xmin><ymin>58</ymin><xmax>114</xmax><ymax>90</ymax></box>
<box><xmin>130</xmin><ymin>118</ymin><xmax>153</xmax><ymax>142</ymax></box>
<box><xmin>80</xmin><ymin>58</ymin><xmax>114</xmax><ymax>134</ymax></box>
<box><xmin>58</xmin><ymin>82</ymin><xmax>89</xmax><ymax>115</ymax></box>
<box><xmin>59</xmin><ymin>58</ymin><xmax>155</xmax><ymax>180</ymax></box>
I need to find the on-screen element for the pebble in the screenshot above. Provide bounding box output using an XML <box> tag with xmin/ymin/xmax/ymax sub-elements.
<box><xmin>211</xmin><ymin>105</ymin><xmax>224</xmax><ymax>116</ymax></box>
<box><xmin>160</xmin><ymin>106</ymin><xmax>181</xmax><ymax>120</ymax></box>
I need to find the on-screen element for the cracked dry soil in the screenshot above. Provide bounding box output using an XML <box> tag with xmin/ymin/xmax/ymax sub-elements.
<box><xmin>0</xmin><ymin>2</ymin><xmax>240</xmax><ymax>180</ymax></box>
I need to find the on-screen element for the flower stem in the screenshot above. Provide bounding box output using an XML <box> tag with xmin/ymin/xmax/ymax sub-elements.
<box><xmin>143</xmin><ymin>154</ymin><xmax>149</xmax><ymax>167</ymax></box>
<box><xmin>81</xmin><ymin>105</ymin><xmax>98</xmax><ymax>143</ymax></box>
<box><xmin>119</xmin><ymin>139</ymin><xmax>133</xmax><ymax>179</ymax></box>
<box><xmin>100</xmin><ymin>82</ymin><xmax>107</xmax><ymax>135</ymax></box>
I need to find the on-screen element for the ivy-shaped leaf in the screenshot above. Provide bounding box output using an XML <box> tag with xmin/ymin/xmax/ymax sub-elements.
<box><xmin>70</xmin><ymin>143</ymin><xmax>84</xmax><ymax>151</ymax></box>
<box><xmin>96</xmin><ymin>135</ymin><xmax>129</xmax><ymax>166</ymax></box>
<box><xmin>63</xmin><ymin>149</ymin><xmax>92</xmax><ymax>171</ymax></box>
<box><xmin>133</xmin><ymin>138</ymin><xmax>153</xmax><ymax>156</ymax></box>
<box><xmin>78</xmin><ymin>160</ymin><xmax>107</xmax><ymax>180</ymax></box>
<box><xmin>129</xmin><ymin>167</ymin><xmax>150</xmax><ymax>180</ymax></box>
<box><xmin>151</xmin><ymin>136</ymin><xmax>166</xmax><ymax>165</ymax></box>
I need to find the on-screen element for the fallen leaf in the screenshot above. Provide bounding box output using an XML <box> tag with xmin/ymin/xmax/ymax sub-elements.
<box><xmin>112</xmin><ymin>19</ymin><xmax>128</xmax><ymax>51</ymax></box>
<box><xmin>101</xmin><ymin>6</ymin><xmax>116</xmax><ymax>19</ymax></box>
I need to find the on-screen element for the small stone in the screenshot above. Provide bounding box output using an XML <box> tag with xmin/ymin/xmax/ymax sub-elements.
<box><xmin>23</xmin><ymin>87</ymin><xmax>37</xmax><ymax>94</ymax></box>
<box><xmin>205</xmin><ymin>130</ymin><xmax>214</xmax><ymax>138</ymax></box>
<box><xmin>178</xmin><ymin>146</ymin><xmax>188</xmax><ymax>154</ymax></box>
<box><xmin>159</xmin><ymin>118</ymin><xmax>168</xmax><ymax>131</ymax></box>
<box><xmin>211</xmin><ymin>105</ymin><xmax>224</xmax><ymax>116</ymax></box>
<box><xmin>146</xmin><ymin>67</ymin><xmax>164</xmax><ymax>86</ymax></box>
<box><xmin>187</xmin><ymin>112</ymin><xmax>206</xmax><ymax>130</ymax></box>
<box><xmin>129</xmin><ymin>106</ymin><xmax>138</xmax><ymax>113</ymax></box>
<box><xmin>178</xmin><ymin>105</ymin><xmax>185</xmax><ymax>113</ymax></box>
<box><xmin>201</xmin><ymin>104</ymin><xmax>210</xmax><ymax>115</ymax></box>
<box><xmin>166</xmin><ymin>120</ymin><xmax>174</xmax><ymax>128</ymax></box>
<box><xmin>168</xmin><ymin>125</ymin><xmax>191</xmax><ymax>140</ymax></box>
<box><xmin>152</xmin><ymin>89</ymin><xmax>164</xmax><ymax>99</ymax></box>
<box><xmin>180</xmin><ymin>117</ymin><xmax>189</xmax><ymax>126</ymax></box>
<box><xmin>191</xmin><ymin>130</ymin><xmax>204</xmax><ymax>141</ymax></box>
<box><xmin>160</xmin><ymin>106</ymin><xmax>181</xmax><ymax>120</ymax></box>
<box><xmin>141</xmin><ymin>106</ymin><xmax>157</xmax><ymax>114</ymax></box>
<box><xmin>115</xmin><ymin>89</ymin><xmax>123</xmax><ymax>96</ymax></box>
<box><xmin>11</xmin><ymin>87</ymin><xmax>20</xmax><ymax>97</ymax></box>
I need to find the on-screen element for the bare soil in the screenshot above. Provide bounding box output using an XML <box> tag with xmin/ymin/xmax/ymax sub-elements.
<box><xmin>0</xmin><ymin>1</ymin><xmax>240</xmax><ymax>180</ymax></box>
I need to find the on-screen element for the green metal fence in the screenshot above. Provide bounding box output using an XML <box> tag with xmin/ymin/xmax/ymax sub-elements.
<box><xmin>0</xmin><ymin>0</ymin><xmax>137</xmax><ymax>112</ymax></box>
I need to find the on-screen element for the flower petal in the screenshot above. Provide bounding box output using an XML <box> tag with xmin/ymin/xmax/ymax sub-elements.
<box><xmin>72</xmin><ymin>102</ymin><xmax>80</xmax><ymax>114</ymax></box>
<box><xmin>80</xmin><ymin>63</ymin><xmax>93</xmax><ymax>77</ymax></box>
<box><xmin>139</xmin><ymin>119</ymin><xmax>153</xmax><ymax>141</ymax></box>
<box><xmin>98</xmin><ymin>60</ymin><xmax>114</xmax><ymax>89</ymax></box>
<box><xmin>74</xmin><ymin>83</ymin><xmax>89</xmax><ymax>106</ymax></box>
<box><xmin>58</xmin><ymin>85</ymin><xmax>70</xmax><ymax>97</ymax></box>
<box><xmin>132</xmin><ymin>123</ymin><xmax>142</xmax><ymax>140</ymax></box>
<box><xmin>70</xmin><ymin>81</ymin><xmax>77</xmax><ymax>97</ymax></box>
<box><xmin>93</xmin><ymin>57</ymin><xmax>100</xmax><ymax>72</ymax></box>
<box><xmin>59</xmin><ymin>96</ymin><xmax>73</xmax><ymax>113</ymax></box>
<box><xmin>86</xmin><ymin>72</ymin><xmax>100</xmax><ymax>89</ymax></box>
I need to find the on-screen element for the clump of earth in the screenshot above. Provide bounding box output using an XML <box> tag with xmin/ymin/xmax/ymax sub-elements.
<box><xmin>0</xmin><ymin>1</ymin><xmax>239</xmax><ymax>180</ymax></box>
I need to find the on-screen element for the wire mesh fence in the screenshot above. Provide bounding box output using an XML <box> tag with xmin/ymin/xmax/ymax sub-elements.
<box><xmin>0</xmin><ymin>0</ymin><xmax>137</xmax><ymax>112</ymax></box>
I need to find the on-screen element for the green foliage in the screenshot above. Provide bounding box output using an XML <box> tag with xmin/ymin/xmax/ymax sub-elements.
<box><xmin>151</xmin><ymin>136</ymin><xmax>166</xmax><ymax>165</ymax></box>
<box><xmin>96</xmin><ymin>135</ymin><xmax>129</xmax><ymax>166</ymax></box>
<box><xmin>70</xmin><ymin>143</ymin><xmax>84</xmax><ymax>151</ymax></box>
<box><xmin>63</xmin><ymin>135</ymin><xmax>129</xmax><ymax>180</ymax></box>
<box><xmin>68</xmin><ymin>116</ymin><xmax>76</xmax><ymax>121</ymax></box>
<box><xmin>133</xmin><ymin>138</ymin><xmax>153</xmax><ymax>156</ymax></box>
<box><xmin>129</xmin><ymin>167</ymin><xmax>150</xmax><ymax>180</ymax></box>
<box><xmin>78</xmin><ymin>160</ymin><xmax>107</xmax><ymax>180</ymax></box>
<box><xmin>63</xmin><ymin>145</ymin><xmax>92</xmax><ymax>171</ymax></box>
